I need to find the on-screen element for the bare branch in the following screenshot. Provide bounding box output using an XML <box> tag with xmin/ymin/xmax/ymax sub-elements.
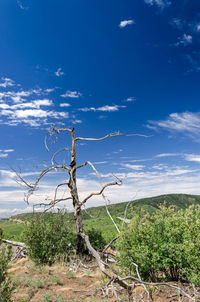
<box><xmin>76</xmin><ymin>131</ymin><xmax>151</xmax><ymax>142</ymax></box>
<box><xmin>53</xmin><ymin>182</ymin><xmax>68</xmax><ymax>203</ymax></box>
<box><xmin>82</xmin><ymin>204</ymin><xmax>100</xmax><ymax>219</ymax></box>
<box><xmin>121</xmin><ymin>191</ymin><xmax>138</xmax><ymax>230</ymax></box>
<box><xmin>86</xmin><ymin>161</ymin><xmax>121</xmax><ymax>233</ymax></box>
<box><xmin>33</xmin><ymin>197</ymin><xmax>72</xmax><ymax>210</ymax></box>
<box><xmin>118</xmin><ymin>276</ymin><xmax>195</xmax><ymax>301</ymax></box>
<box><xmin>11</xmin><ymin>167</ymin><xmax>33</xmax><ymax>189</ymax></box>
<box><xmin>44</xmin><ymin>132</ymin><xmax>50</xmax><ymax>152</ymax></box>
<box><xmin>80</xmin><ymin>181</ymin><xmax>120</xmax><ymax>206</ymax></box>
<box><xmin>52</xmin><ymin>127</ymin><xmax>73</xmax><ymax>134</ymax></box>
<box><xmin>130</xmin><ymin>262</ymin><xmax>149</xmax><ymax>302</ymax></box>
<box><xmin>51</xmin><ymin>148</ymin><xmax>71</xmax><ymax>166</ymax></box>
<box><xmin>24</xmin><ymin>165</ymin><xmax>70</xmax><ymax>203</ymax></box>
<box><xmin>76</xmin><ymin>162</ymin><xmax>88</xmax><ymax>170</ymax></box>
<box><xmin>101</xmin><ymin>236</ymin><xmax>119</xmax><ymax>255</ymax></box>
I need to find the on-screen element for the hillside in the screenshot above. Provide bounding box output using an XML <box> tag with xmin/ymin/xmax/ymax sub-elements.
<box><xmin>11</xmin><ymin>193</ymin><xmax>200</xmax><ymax>221</ymax></box>
<box><xmin>1</xmin><ymin>193</ymin><xmax>200</xmax><ymax>242</ymax></box>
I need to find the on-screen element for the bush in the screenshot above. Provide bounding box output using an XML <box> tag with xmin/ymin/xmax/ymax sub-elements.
<box><xmin>23</xmin><ymin>213</ymin><xmax>75</xmax><ymax>265</ymax></box>
<box><xmin>86</xmin><ymin>228</ymin><xmax>106</xmax><ymax>251</ymax></box>
<box><xmin>117</xmin><ymin>205</ymin><xmax>200</xmax><ymax>285</ymax></box>
<box><xmin>0</xmin><ymin>228</ymin><xmax>15</xmax><ymax>301</ymax></box>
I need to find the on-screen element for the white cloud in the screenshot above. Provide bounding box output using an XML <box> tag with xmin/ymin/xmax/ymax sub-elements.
<box><xmin>125</xmin><ymin>97</ymin><xmax>136</xmax><ymax>102</ymax></box>
<box><xmin>119</xmin><ymin>20</ymin><xmax>135</xmax><ymax>28</ymax></box>
<box><xmin>2</xmin><ymin>160</ymin><xmax>200</xmax><ymax>217</ymax></box>
<box><xmin>148</xmin><ymin>112</ymin><xmax>200</xmax><ymax>140</ymax></box>
<box><xmin>17</xmin><ymin>0</ymin><xmax>29</xmax><ymax>10</ymax></box>
<box><xmin>144</xmin><ymin>0</ymin><xmax>171</xmax><ymax>9</ymax></box>
<box><xmin>122</xmin><ymin>164</ymin><xmax>145</xmax><ymax>171</ymax></box>
<box><xmin>0</xmin><ymin>89</ymin><xmax>44</xmax><ymax>103</ymax></box>
<box><xmin>61</xmin><ymin>90</ymin><xmax>82</xmax><ymax>98</ymax></box>
<box><xmin>54</xmin><ymin>67</ymin><xmax>64</xmax><ymax>77</ymax></box>
<box><xmin>0</xmin><ymin>149</ymin><xmax>14</xmax><ymax>158</ymax></box>
<box><xmin>79</xmin><ymin>105</ymin><xmax>126</xmax><ymax>112</ymax></box>
<box><xmin>0</xmin><ymin>153</ymin><xmax>8</xmax><ymax>158</ymax></box>
<box><xmin>0</xmin><ymin>77</ymin><xmax>15</xmax><ymax>88</ymax></box>
<box><xmin>196</xmin><ymin>24</ymin><xmax>200</xmax><ymax>32</ymax></box>
<box><xmin>170</xmin><ymin>18</ymin><xmax>185</xmax><ymax>30</ymax></box>
<box><xmin>4</xmin><ymin>149</ymin><xmax>14</xmax><ymax>153</ymax></box>
<box><xmin>185</xmin><ymin>54</ymin><xmax>200</xmax><ymax>73</ymax></box>
<box><xmin>175</xmin><ymin>34</ymin><xmax>192</xmax><ymax>46</ymax></box>
<box><xmin>71</xmin><ymin>119</ymin><xmax>82</xmax><ymax>124</ymax></box>
<box><xmin>155</xmin><ymin>153</ymin><xmax>180</xmax><ymax>158</ymax></box>
<box><xmin>184</xmin><ymin>154</ymin><xmax>200</xmax><ymax>163</ymax></box>
<box><xmin>0</xmin><ymin>79</ymin><xmax>72</xmax><ymax>127</ymax></box>
<box><xmin>60</xmin><ymin>103</ymin><xmax>71</xmax><ymax>107</ymax></box>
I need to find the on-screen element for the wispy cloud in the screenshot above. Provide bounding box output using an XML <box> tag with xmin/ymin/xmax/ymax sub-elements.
<box><xmin>119</xmin><ymin>19</ymin><xmax>135</xmax><ymax>28</ymax></box>
<box><xmin>60</xmin><ymin>103</ymin><xmax>71</xmax><ymax>107</ymax></box>
<box><xmin>61</xmin><ymin>90</ymin><xmax>82</xmax><ymax>98</ymax></box>
<box><xmin>155</xmin><ymin>153</ymin><xmax>180</xmax><ymax>158</ymax></box>
<box><xmin>175</xmin><ymin>34</ymin><xmax>192</xmax><ymax>46</ymax></box>
<box><xmin>196</xmin><ymin>23</ymin><xmax>200</xmax><ymax>32</ymax></box>
<box><xmin>0</xmin><ymin>78</ymin><xmax>15</xmax><ymax>88</ymax></box>
<box><xmin>144</xmin><ymin>0</ymin><xmax>171</xmax><ymax>10</ymax></box>
<box><xmin>122</xmin><ymin>164</ymin><xmax>145</xmax><ymax>171</ymax></box>
<box><xmin>0</xmin><ymin>149</ymin><xmax>14</xmax><ymax>158</ymax></box>
<box><xmin>148</xmin><ymin>112</ymin><xmax>200</xmax><ymax>139</ymax></box>
<box><xmin>185</xmin><ymin>54</ymin><xmax>200</xmax><ymax>73</ymax></box>
<box><xmin>170</xmin><ymin>18</ymin><xmax>185</xmax><ymax>30</ymax></box>
<box><xmin>124</xmin><ymin>97</ymin><xmax>136</xmax><ymax>102</ymax></box>
<box><xmin>17</xmin><ymin>0</ymin><xmax>30</xmax><ymax>10</ymax></box>
<box><xmin>79</xmin><ymin>105</ymin><xmax>126</xmax><ymax>112</ymax></box>
<box><xmin>54</xmin><ymin>67</ymin><xmax>64</xmax><ymax>77</ymax></box>
<box><xmin>184</xmin><ymin>154</ymin><xmax>200</xmax><ymax>163</ymax></box>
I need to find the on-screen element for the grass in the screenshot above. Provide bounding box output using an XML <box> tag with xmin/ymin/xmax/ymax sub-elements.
<box><xmin>0</xmin><ymin>219</ymin><xmax>24</xmax><ymax>240</ymax></box>
<box><xmin>65</xmin><ymin>270</ymin><xmax>75</xmax><ymax>279</ymax></box>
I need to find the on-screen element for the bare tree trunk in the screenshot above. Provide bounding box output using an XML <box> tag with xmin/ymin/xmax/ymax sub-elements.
<box><xmin>68</xmin><ymin>128</ymin><xmax>85</xmax><ymax>254</ymax></box>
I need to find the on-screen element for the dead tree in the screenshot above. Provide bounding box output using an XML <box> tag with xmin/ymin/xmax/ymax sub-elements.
<box><xmin>15</xmin><ymin>127</ymin><xmax>197</xmax><ymax>301</ymax></box>
<box><xmin>21</xmin><ymin>127</ymin><xmax>148</xmax><ymax>254</ymax></box>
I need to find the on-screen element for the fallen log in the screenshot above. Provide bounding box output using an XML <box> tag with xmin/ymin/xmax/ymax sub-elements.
<box><xmin>2</xmin><ymin>239</ymin><xmax>26</xmax><ymax>248</ymax></box>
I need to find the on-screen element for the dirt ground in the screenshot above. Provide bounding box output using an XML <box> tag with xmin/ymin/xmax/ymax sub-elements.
<box><xmin>7</xmin><ymin>258</ymin><xmax>196</xmax><ymax>302</ymax></box>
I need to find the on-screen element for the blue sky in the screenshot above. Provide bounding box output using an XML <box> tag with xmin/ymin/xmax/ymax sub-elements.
<box><xmin>1</xmin><ymin>0</ymin><xmax>200</xmax><ymax>217</ymax></box>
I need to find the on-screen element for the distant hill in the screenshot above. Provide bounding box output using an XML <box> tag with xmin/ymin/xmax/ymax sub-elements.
<box><xmin>11</xmin><ymin>193</ymin><xmax>200</xmax><ymax>221</ymax></box>
<box><xmin>2</xmin><ymin>193</ymin><xmax>200</xmax><ymax>242</ymax></box>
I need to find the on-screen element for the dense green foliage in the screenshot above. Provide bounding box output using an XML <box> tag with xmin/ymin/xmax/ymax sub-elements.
<box><xmin>23</xmin><ymin>213</ymin><xmax>75</xmax><ymax>265</ymax></box>
<box><xmin>86</xmin><ymin>228</ymin><xmax>106</xmax><ymax>251</ymax></box>
<box><xmin>118</xmin><ymin>205</ymin><xmax>200</xmax><ymax>285</ymax></box>
<box><xmin>0</xmin><ymin>228</ymin><xmax>15</xmax><ymax>301</ymax></box>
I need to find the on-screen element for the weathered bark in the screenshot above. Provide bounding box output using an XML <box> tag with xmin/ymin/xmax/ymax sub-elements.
<box><xmin>2</xmin><ymin>239</ymin><xmax>26</xmax><ymax>248</ymax></box>
<box><xmin>68</xmin><ymin>128</ymin><xmax>84</xmax><ymax>253</ymax></box>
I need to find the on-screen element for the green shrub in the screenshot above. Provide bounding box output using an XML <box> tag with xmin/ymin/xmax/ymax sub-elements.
<box><xmin>86</xmin><ymin>228</ymin><xmax>106</xmax><ymax>251</ymax></box>
<box><xmin>117</xmin><ymin>205</ymin><xmax>200</xmax><ymax>285</ymax></box>
<box><xmin>23</xmin><ymin>213</ymin><xmax>75</xmax><ymax>265</ymax></box>
<box><xmin>0</xmin><ymin>228</ymin><xmax>15</xmax><ymax>301</ymax></box>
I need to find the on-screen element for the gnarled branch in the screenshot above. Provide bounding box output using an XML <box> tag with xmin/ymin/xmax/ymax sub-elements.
<box><xmin>80</xmin><ymin>181</ymin><xmax>121</xmax><ymax>206</ymax></box>
<box><xmin>75</xmin><ymin>132</ymin><xmax>151</xmax><ymax>142</ymax></box>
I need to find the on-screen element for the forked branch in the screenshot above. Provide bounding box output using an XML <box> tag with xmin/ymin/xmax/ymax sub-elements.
<box><xmin>80</xmin><ymin>181</ymin><xmax>121</xmax><ymax>206</ymax></box>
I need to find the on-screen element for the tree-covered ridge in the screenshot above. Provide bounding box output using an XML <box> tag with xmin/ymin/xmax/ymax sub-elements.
<box><xmin>10</xmin><ymin>193</ymin><xmax>200</xmax><ymax>222</ymax></box>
